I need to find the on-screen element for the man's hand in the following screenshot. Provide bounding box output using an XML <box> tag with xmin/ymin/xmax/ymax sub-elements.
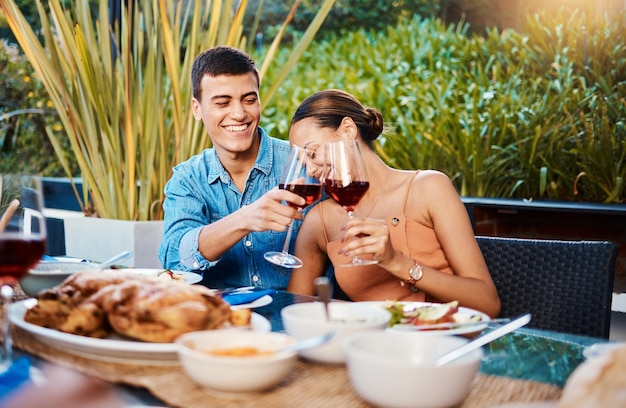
<box><xmin>197</xmin><ymin>187</ymin><xmax>306</xmax><ymax>263</ymax></box>
<box><xmin>241</xmin><ymin>187</ymin><xmax>305</xmax><ymax>232</ymax></box>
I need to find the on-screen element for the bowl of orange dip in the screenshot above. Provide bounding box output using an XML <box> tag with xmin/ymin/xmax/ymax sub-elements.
<box><xmin>176</xmin><ymin>330</ymin><xmax>297</xmax><ymax>393</ymax></box>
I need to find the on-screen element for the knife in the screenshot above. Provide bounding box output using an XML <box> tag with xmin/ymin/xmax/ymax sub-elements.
<box><xmin>435</xmin><ymin>313</ymin><xmax>532</xmax><ymax>366</ymax></box>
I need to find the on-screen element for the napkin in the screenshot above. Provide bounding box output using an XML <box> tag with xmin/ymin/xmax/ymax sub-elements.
<box><xmin>0</xmin><ymin>356</ymin><xmax>32</xmax><ymax>401</ymax></box>
<box><xmin>222</xmin><ymin>289</ymin><xmax>276</xmax><ymax>306</ymax></box>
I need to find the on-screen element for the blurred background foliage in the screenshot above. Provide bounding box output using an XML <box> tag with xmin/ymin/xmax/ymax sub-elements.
<box><xmin>1</xmin><ymin>0</ymin><xmax>625</xmax><ymax>203</ymax></box>
<box><xmin>0</xmin><ymin>41</ymin><xmax>78</xmax><ymax>175</ymax></box>
<box><xmin>243</xmin><ymin>0</ymin><xmax>439</xmax><ymax>44</ymax></box>
<box><xmin>258</xmin><ymin>3</ymin><xmax>625</xmax><ymax>204</ymax></box>
<box><xmin>2</xmin><ymin>0</ymin><xmax>335</xmax><ymax>220</ymax></box>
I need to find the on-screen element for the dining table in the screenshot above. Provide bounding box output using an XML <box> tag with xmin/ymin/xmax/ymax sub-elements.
<box><xmin>5</xmin><ymin>278</ymin><xmax>615</xmax><ymax>408</ymax></box>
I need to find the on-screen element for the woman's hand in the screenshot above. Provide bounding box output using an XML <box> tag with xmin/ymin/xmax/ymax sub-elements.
<box><xmin>338</xmin><ymin>217</ymin><xmax>399</xmax><ymax>267</ymax></box>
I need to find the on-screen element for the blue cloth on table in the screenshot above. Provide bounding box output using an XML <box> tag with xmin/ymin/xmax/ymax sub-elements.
<box><xmin>0</xmin><ymin>356</ymin><xmax>32</xmax><ymax>401</ymax></box>
<box><xmin>222</xmin><ymin>289</ymin><xmax>276</xmax><ymax>306</ymax></box>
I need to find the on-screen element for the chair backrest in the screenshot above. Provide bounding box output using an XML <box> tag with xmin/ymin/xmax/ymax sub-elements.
<box><xmin>476</xmin><ymin>236</ymin><xmax>618</xmax><ymax>338</ymax></box>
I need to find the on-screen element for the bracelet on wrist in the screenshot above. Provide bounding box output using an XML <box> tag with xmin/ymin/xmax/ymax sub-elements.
<box><xmin>400</xmin><ymin>260</ymin><xmax>423</xmax><ymax>292</ymax></box>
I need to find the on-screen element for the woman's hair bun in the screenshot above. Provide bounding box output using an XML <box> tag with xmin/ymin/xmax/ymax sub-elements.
<box><xmin>365</xmin><ymin>107</ymin><xmax>384</xmax><ymax>141</ymax></box>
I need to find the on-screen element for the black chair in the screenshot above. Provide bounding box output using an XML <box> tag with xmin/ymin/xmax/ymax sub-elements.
<box><xmin>476</xmin><ymin>236</ymin><xmax>619</xmax><ymax>338</ymax></box>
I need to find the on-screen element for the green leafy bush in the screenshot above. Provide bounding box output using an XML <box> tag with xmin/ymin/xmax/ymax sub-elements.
<box><xmin>262</xmin><ymin>10</ymin><xmax>625</xmax><ymax>203</ymax></box>
<box><xmin>4</xmin><ymin>5</ymin><xmax>625</xmax><ymax>204</ymax></box>
<box><xmin>246</xmin><ymin>0</ymin><xmax>439</xmax><ymax>44</ymax></box>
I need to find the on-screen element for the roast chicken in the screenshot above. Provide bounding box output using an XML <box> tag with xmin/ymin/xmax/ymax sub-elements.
<box><xmin>24</xmin><ymin>270</ymin><xmax>232</xmax><ymax>342</ymax></box>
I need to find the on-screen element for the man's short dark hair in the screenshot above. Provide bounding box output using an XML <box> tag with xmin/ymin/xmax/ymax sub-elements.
<box><xmin>191</xmin><ymin>46</ymin><xmax>260</xmax><ymax>100</ymax></box>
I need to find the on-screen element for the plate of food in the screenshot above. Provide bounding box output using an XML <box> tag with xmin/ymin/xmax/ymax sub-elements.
<box><xmin>104</xmin><ymin>268</ymin><xmax>202</xmax><ymax>285</ymax></box>
<box><xmin>361</xmin><ymin>300</ymin><xmax>490</xmax><ymax>336</ymax></box>
<box><xmin>10</xmin><ymin>270</ymin><xmax>270</xmax><ymax>365</ymax></box>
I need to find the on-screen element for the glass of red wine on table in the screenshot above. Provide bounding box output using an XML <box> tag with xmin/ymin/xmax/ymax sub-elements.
<box><xmin>324</xmin><ymin>140</ymin><xmax>378</xmax><ymax>267</ymax></box>
<box><xmin>264</xmin><ymin>145</ymin><xmax>322</xmax><ymax>268</ymax></box>
<box><xmin>0</xmin><ymin>175</ymin><xmax>47</xmax><ymax>372</ymax></box>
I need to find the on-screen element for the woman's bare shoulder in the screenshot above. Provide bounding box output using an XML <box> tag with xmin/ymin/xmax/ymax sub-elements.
<box><xmin>414</xmin><ymin>169</ymin><xmax>450</xmax><ymax>180</ymax></box>
<box><xmin>407</xmin><ymin>170</ymin><xmax>462</xmax><ymax>213</ymax></box>
<box><xmin>412</xmin><ymin>169</ymin><xmax>455</xmax><ymax>190</ymax></box>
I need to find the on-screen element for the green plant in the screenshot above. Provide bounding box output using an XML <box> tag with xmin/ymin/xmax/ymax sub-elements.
<box><xmin>244</xmin><ymin>0</ymin><xmax>439</xmax><ymax>44</ymax></box>
<box><xmin>0</xmin><ymin>40</ymin><xmax>73</xmax><ymax>175</ymax></box>
<box><xmin>6</xmin><ymin>3</ymin><xmax>624</xmax><ymax>204</ymax></box>
<box><xmin>1</xmin><ymin>0</ymin><xmax>335</xmax><ymax>220</ymax></box>
<box><xmin>0</xmin><ymin>0</ymin><xmax>42</xmax><ymax>42</ymax></box>
<box><xmin>263</xmin><ymin>10</ymin><xmax>625</xmax><ymax>203</ymax></box>
<box><xmin>567</xmin><ymin>99</ymin><xmax>625</xmax><ymax>203</ymax></box>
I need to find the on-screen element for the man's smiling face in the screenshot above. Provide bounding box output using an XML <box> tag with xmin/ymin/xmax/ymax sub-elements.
<box><xmin>192</xmin><ymin>72</ymin><xmax>261</xmax><ymax>157</ymax></box>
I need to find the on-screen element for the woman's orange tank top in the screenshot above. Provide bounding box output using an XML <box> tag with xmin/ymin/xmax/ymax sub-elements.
<box><xmin>321</xmin><ymin>171</ymin><xmax>453</xmax><ymax>302</ymax></box>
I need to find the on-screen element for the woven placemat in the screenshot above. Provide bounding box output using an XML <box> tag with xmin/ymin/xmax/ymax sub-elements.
<box><xmin>11</xmin><ymin>326</ymin><xmax>562</xmax><ymax>408</ymax></box>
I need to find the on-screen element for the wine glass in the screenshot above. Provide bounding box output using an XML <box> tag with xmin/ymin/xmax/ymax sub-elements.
<box><xmin>0</xmin><ymin>175</ymin><xmax>47</xmax><ymax>372</ymax></box>
<box><xmin>264</xmin><ymin>145</ymin><xmax>322</xmax><ymax>268</ymax></box>
<box><xmin>324</xmin><ymin>140</ymin><xmax>378</xmax><ymax>267</ymax></box>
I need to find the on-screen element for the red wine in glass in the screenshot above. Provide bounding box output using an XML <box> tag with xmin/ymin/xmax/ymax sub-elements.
<box><xmin>280</xmin><ymin>183</ymin><xmax>323</xmax><ymax>210</ymax></box>
<box><xmin>0</xmin><ymin>236</ymin><xmax>46</xmax><ymax>283</ymax></box>
<box><xmin>265</xmin><ymin>146</ymin><xmax>322</xmax><ymax>268</ymax></box>
<box><xmin>324</xmin><ymin>180</ymin><xmax>370</xmax><ymax>213</ymax></box>
<box><xmin>0</xmin><ymin>174</ymin><xmax>47</xmax><ymax>372</ymax></box>
<box><xmin>324</xmin><ymin>140</ymin><xmax>378</xmax><ymax>267</ymax></box>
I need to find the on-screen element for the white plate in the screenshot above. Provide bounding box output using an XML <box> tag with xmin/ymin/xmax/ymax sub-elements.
<box><xmin>361</xmin><ymin>301</ymin><xmax>490</xmax><ymax>336</ymax></box>
<box><xmin>230</xmin><ymin>294</ymin><xmax>273</xmax><ymax>310</ymax></box>
<box><xmin>10</xmin><ymin>299</ymin><xmax>270</xmax><ymax>365</ymax></box>
<box><xmin>105</xmin><ymin>268</ymin><xmax>202</xmax><ymax>285</ymax></box>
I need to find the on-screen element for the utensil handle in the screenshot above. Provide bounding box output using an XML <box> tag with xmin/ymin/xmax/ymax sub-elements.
<box><xmin>281</xmin><ymin>330</ymin><xmax>337</xmax><ymax>353</ymax></box>
<box><xmin>314</xmin><ymin>277</ymin><xmax>332</xmax><ymax>320</ymax></box>
<box><xmin>96</xmin><ymin>250</ymin><xmax>133</xmax><ymax>269</ymax></box>
<box><xmin>0</xmin><ymin>199</ymin><xmax>20</xmax><ymax>234</ymax></box>
<box><xmin>435</xmin><ymin>313</ymin><xmax>532</xmax><ymax>366</ymax></box>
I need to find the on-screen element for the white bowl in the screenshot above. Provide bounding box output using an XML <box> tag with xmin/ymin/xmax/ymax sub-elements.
<box><xmin>20</xmin><ymin>262</ymin><xmax>97</xmax><ymax>297</ymax></box>
<box><xmin>343</xmin><ymin>332</ymin><xmax>482</xmax><ymax>408</ymax></box>
<box><xmin>280</xmin><ymin>302</ymin><xmax>391</xmax><ymax>364</ymax></box>
<box><xmin>176</xmin><ymin>330</ymin><xmax>297</xmax><ymax>393</ymax></box>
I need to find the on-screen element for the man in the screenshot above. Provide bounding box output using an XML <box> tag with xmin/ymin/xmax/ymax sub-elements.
<box><xmin>159</xmin><ymin>46</ymin><xmax>304</xmax><ymax>290</ymax></box>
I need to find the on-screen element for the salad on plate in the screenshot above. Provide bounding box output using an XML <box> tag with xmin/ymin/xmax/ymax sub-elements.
<box><xmin>380</xmin><ymin>300</ymin><xmax>489</xmax><ymax>333</ymax></box>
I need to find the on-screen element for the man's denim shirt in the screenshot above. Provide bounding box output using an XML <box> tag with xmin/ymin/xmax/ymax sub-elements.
<box><xmin>158</xmin><ymin>128</ymin><xmax>300</xmax><ymax>290</ymax></box>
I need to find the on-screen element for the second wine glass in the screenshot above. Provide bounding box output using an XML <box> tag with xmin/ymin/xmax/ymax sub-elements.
<box><xmin>324</xmin><ymin>140</ymin><xmax>378</xmax><ymax>267</ymax></box>
<box><xmin>264</xmin><ymin>145</ymin><xmax>322</xmax><ymax>268</ymax></box>
<box><xmin>0</xmin><ymin>174</ymin><xmax>47</xmax><ymax>372</ymax></box>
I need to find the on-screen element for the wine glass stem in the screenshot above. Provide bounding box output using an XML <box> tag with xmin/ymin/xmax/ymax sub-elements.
<box><xmin>347</xmin><ymin>210</ymin><xmax>364</xmax><ymax>264</ymax></box>
<box><xmin>281</xmin><ymin>222</ymin><xmax>295</xmax><ymax>254</ymax></box>
<box><xmin>1</xmin><ymin>284</ymin><xmax>13</xmax><ymax>368</ymax></box>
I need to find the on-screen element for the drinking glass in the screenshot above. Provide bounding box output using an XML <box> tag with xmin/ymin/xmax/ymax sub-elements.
<box><xmin>264</xmin><ymin>146</ymin><xmax>322</xmax><ymax>268</ymax></box>
<box><xmin>324</xmin><ymin>140</ymin><xmax>378</xmax><ymax>267</ymax></box>
<box><xmin>0</xmin><ymin>175</ymin><xmax>47</xmax><ymax>372</ymax></box>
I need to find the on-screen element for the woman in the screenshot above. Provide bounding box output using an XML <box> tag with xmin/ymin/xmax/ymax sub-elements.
<box><xmin>287</xmin><ymin>89</ymin><xmax>501</xmax><ymax>318</ymax></box>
